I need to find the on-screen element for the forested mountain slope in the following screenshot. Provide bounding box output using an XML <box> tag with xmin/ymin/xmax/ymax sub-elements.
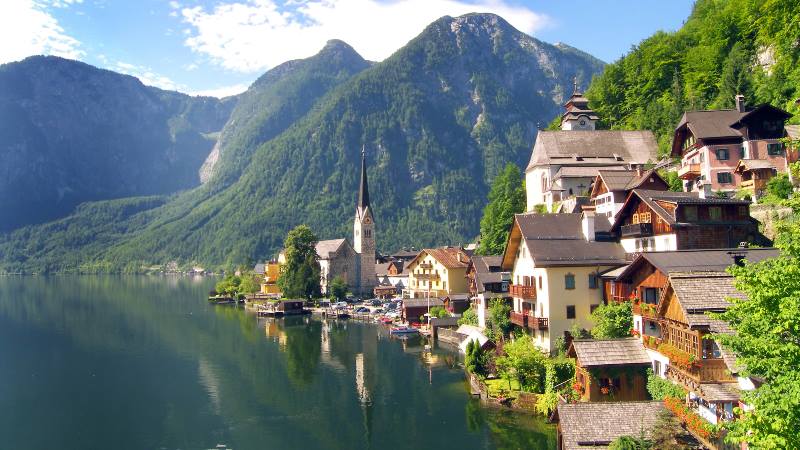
<box><xmin>586</xmin><ymin>0</ymin><xmax>800</xmax><ymax>155</ymax></box>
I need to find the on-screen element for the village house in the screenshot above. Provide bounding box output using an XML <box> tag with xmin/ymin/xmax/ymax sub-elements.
<box><xmin>401</xmin><ymin>297</ymin><xmax>444</xmax><ymax>324</ymax></box>
<box><xmin>555</xmin><ymin>401</ymin><xmax>670</xmax><ymax>450</ymax></box>
<box><xmin>373</xmin><ymin>260</ymin><xmax>407</xmax><ymax>298</ymax></box>
<box><xmin>609</xmin><ymin>189</ymin><xmax>763</xmax><ymax>254</ymax></box>
<box><xmin>466</xmin><ymin>255</ymin><xmax>510</xmax><ymax>329</ymax></box>
<box><xmin>589</xmin><ymin>168</ymin><xmax>668</xmax><ymax>229</ymax></box>
<box><xmin>256</xmin><ymin>260</ymin><xmax>282</xmax><ymax>296</ymax></box>
<box><xmin>501</xmin><ymin>213</ymin><xmax>626</xmax><ymax>353</ymax></box>
<box><xmin>568</xmin><ymin>338</ymin><xmax>651</xmax><ymax>402</ymax></box>
<box><xmin>403</xmin><ymin>247</ymin><xmax>471</xmax><ymax>299</ymax></box>
<box><xmin>525</xmin><ymin>87</ymin><xmax>659</xmax><ymax>212</ymax></box>
<box><xmin>672</xmin><ymin>95</ymin><xmax>792</xmax><ymax>198</ymax></box>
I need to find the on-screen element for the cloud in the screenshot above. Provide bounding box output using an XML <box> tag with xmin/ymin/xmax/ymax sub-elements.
<box><xmin>112</xmin><ymin>61</ymin><xmax>186</xmax><ymax>92</ymax></box>
<box><xmin>0</xmin><ymin>0</ymin><xmax>84</xmax><ymax>64</ymax></box>
<box><xmin>179</xmin><ymin>0</ymin><xmax>550</xmax><ymax>73</ymax></box>
<box><xmin>189</xmin><ymin>83</ymin><xmax>250</xmax><ymax>98</ymax></box>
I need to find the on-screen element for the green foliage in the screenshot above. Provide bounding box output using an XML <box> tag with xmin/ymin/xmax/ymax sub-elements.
<box><xmin>494</xmin><ymin>337</ymin><xmax>549</xmax><ymax>393</ymax></box>
<box><xmin>534</xmin><ymin>391</ymin><xmax>559</xmax><ymax>416</ymax></box>
<box><xmin>711</xmin><ymin>217</ymin><xmax>800</xmax><ymax>448</ymax></box>
<box><xmin>465</xmin><ymin>339</ymin><xmax>488</xmax><ymax>376</ymax></box>
<box><xmin>609</xmin><ymin>435</ymin><xmax>650</xmax><ymax>450</ymax></box>
<box><xmin>215</xmin><ymin>274</ymin><xmax>242</xmax><ymax>295</ymax></box>
<box><xmin>238</xmin><ymin>272</ymin><xmax>260</xmax><ymax>294</ymax></box>
<box><xmin>590</xmin><ymin>301</ymin><xmax>633</xmax><ymax>339</ymax></box>
<box><xmin>658</xmin><ymin>169</ymin><xmax>684</xmax><ymax>192</ymax></box>
<box><xmin>545</xmin><ymin>355</ymin><xmax>576</xmax><ymax>391</ymax></box>
<box><xmin>765</xmin><ymin>173</ymin><xmax>792</xmax><ymax>200</ymax></box>
<box><xmin>587</xmin><ymin>0</ymin><xmax>800</xmax><ymax>157</ymax></box>
<box><xmin>429</xmin><ymin>306</ymin><xmax>449</xmax><ymax>319</ymax></box>
<box><xmin>645</xmin><ymin>368</ymin><xmax>687</xmax><ymax>401</ymax></box>
<box><xmin>476</xmin><ymin>163</ymin><xmax>526</xmax><ymax>255</ymax></box>
<box><xmin>278</xmin><ymin>225</ymin><xmax>321</xmax><ymax>299</ymax></box>
<box><xmin>569</xmin><ymin>323</ymin><xmax>591</xmax><ymax>340</ymax></box>
<box><xmin>458</xmin><ymin>307</ymin><xmax>479</xmax><ymax>326</ymax></box>
<box><xmin>486</xmin><ymin>299</ymin><xmax>512</xmax><ymax>340</ymax></box>
<box><xmin>329</xmin><ymin>275</ymin><xmax>348</xmax><ymax>301</ymax></box>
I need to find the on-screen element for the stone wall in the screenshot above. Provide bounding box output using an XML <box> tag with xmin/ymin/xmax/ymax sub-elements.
<box><xmin>751</xmin><ymin>204</ymin><xmax>793</xmax><ymax>241</ymax></box>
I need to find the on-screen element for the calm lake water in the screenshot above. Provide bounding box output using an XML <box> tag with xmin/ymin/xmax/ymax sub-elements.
<box><xmin>0</xmin><ymin>276</ymin><xmax>555</xmax><ymax>450</ymax></box>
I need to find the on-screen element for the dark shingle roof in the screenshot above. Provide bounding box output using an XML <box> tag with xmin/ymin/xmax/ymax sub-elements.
<box><xmin>597</xmin><ymin>169</ymin><xmax>638</xmax><ymax>191</ymax></box>
<box><xmin>470</xmin><ymin>256</ymin><xmax>507</xmax><ymax>293</ymax></box>
<box><xmin>668</xmin><ymin>272</ymin><xmax>744</xmax><ymax>331</ymax></box>
<box><xmin>616</xmin><ymin>248</ymin><xmax>780</xmax><ymax>281</ymax></box>
<box><xmin>699</xmin><ymin>383</ymin><xmax>741</xmax><ymax>402</ymax></box>
<box><xmin>516</xmin><ymin>213</ymin><xmax>584</xmax><ymax>240</ymax></box>
<box><xmin>557</xmin><ymin>402</ymin><xmax>666</xmax><ymax>449</ymax></box>
<box><xmin>253</xmin><ymin>263</ymin><xmax>266</xmax><ymax>275</ymax></box>
<box><xmin>676</xmin><ymin>110</ymin><xmax>745</xmax><ymax>140</ymax></box>
<box><xmin>402</xmin><ymin>298</ymin><xmax>444</xmax><ymax>308</ymax></box>
<box><xmin>527</xmin><ymin>130</ymin><xmax>659</xmax><ymax>169</ymax></box>
<box><xmin>787</xmin><ymin>124</ymin><xmax>800</xmax><ymax>140</ymax></box>
<box><xmin>571</xmin><ymin>338</ymin><xmax>651</xmax><ymax>367</ymax></box>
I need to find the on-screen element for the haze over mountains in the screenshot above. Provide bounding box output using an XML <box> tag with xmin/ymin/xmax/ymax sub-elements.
<box><xmin>0</xmin><ymin>13</ymin><xmax>604</xmax><ymax>273</ymax></box>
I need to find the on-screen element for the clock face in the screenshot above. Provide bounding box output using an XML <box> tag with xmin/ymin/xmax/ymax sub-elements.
<box><xmin>364</xmin><ymin>217</ymin><xmax>371</xmax><ymax>224</ymax></box>
<box><xmin>579</xmin><ymin>119</ymin><xmax>586</xmax><ymax>126</ymax></box>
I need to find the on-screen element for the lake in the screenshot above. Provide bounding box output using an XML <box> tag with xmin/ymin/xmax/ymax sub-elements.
<box><xmin>0</xmin><ymin>276</ymin><xmax>555</xmax><ymax>450</ymax></box>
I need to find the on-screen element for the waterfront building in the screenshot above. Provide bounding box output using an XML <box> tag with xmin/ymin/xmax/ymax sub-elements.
<box><xmin>672</xmin><ymin>95</ymin><xmax>792</xmax><ymax>198</ymax></box>
<box><xmin>403</xmin><ymin>247</ymin><xmax>471</xmax><ymax>299</ymax></box>
<box><xmin>258</xmin><ymin>260</ymin><xmax>282</xmax><ymax>296</ymax></box>
<box><xmin>466</xmin><ymin>255</ymin><xmax>510</xmax><ymax>329</ymax></box>
<box><xmin>555</xmin><ymin>401</ymin><xmax>670</xmax><ymax>450</ymax></box>
<box><xmin>401</xmin><ymin>297</ymin><xmax>444</xmax><ymax>324</ymax></box>
<box><xmin>501</xmin><ymin>212</ymin><xmax>626</xmax><ymax>353</ymax></box>
<box><xmin>568</xmin><ymin>338</ymin><xmax>651</xmax><ymax>402</ymax></box>
<box><xmin>608</xmin><ymin>189</ymin><xmax>763</xmax><ymax>254</ymax></box>
<box><xmin>525</xmin><ymin>87</ymin><xmax>659</xmax><ymax>212</ymax></box>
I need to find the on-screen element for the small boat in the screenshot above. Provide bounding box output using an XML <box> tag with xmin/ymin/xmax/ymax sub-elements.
<box><xmin>379</xmin><ymin>317</ymin><xmax>394</xmax><ymax>325</ymax></box>
<box><xmin>390</xmin><ymin>325</ymin><xmax>419</xmax><ymax>335</ymax></box>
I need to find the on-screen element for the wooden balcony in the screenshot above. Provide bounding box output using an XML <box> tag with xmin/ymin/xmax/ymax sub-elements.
<box><xmin>510</xmin><ymin>311</ymin><xmax>528</xmax><ymax>328</ymax></box>
<box><xmin>621</xmin><ymin>222</ymin><xmax>653</xmax><ymax>238</ymax></box>
<box><xmin>740</xmin><ymin>179</ymin><xmax>754</xmax><ymax>190</ymax></box>
<box><xmin>678</xmin><ymin>163</ymin><xmax>701</xmax><ymax>180</ymax></box>
<box><xmin>528</xmin><ymin>316</ymin><xmax>549</xmax><ymax>330</ymax></box>
<box><xmin>414</xmin><ymin>273</ymin><xmax>439</xmax><ymax>280</ymax></box>
<box><xmin>418</xmin><ymin>262</ymin><xmax>433</xmax><ymax>269</ymax></box>
<box><xmin>509</xmin><ymin>284</ymin><xmax>536</xmax><ymax>300</ymax></box>
<box><xmin>667</xmin><ymin>358</ymin><xmax>735</xmax><ymax>388</ymax></box>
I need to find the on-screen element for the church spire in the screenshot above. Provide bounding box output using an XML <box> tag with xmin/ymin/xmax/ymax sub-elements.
<box><xmin>357</xmin><ymin>146</ymin><xmax>370</xmax><ymax>210</ymax></box>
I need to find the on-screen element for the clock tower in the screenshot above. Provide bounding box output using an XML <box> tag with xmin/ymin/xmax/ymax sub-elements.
<box><xmin>354</xmin><ymin>147</ymin><xmax>376</xmax><ymax>295</ymax></box>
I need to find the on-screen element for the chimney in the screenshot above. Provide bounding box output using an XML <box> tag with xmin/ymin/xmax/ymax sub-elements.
<box><xmin>735</xmin><ymin>94</ymin><xmax>746</xmax><ymax>113</ymax></box>
<box><xmin>581</xmin><ymin>211</ymin><xmax>595</xmax><ymax>242</ymax></box>
<box><xmin>635</xmin><ymin>165</ymin><xmax>643</xmax><ymax>177</ymax></box>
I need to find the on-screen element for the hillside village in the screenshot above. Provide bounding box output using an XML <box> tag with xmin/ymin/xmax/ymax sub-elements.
<box><xmin>238</xmin><ymin>86</ymin><xmax>800</xmax><ymax>450</ymax></box>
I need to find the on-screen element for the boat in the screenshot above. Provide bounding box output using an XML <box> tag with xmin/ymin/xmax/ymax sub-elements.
<box><xmin>379</xmin><ymin>317</ymin><xmax>394</xmax><ymax>325</ymax></box>
<box><xmin>390</xmin><ymin>325</ymin><xmax>419</xmax><ymax>335</ymax></box>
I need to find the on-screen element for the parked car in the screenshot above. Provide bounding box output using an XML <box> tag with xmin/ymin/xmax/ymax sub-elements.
<box><xmin>355</xmin><ymin>307</ymin><xmax>370</xmax><ymax>313</ymax></box>
<box><xmin>370</xmin><ymin>299</ymin><xmax>382</xmax><ymax>306</ymax></box>
<box><xmin>370</xmin><ymin>308</ymin><xmax>384</xmax><ymax>315</ymax></box>
<box><xmin>335</xmin><ymin>301</ymin><xmax>348</xmax><ymax>308</ymax></box>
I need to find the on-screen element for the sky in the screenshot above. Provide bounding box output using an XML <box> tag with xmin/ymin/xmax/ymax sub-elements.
<box><xmin>1</xmin><ymin>0</ymin><xmax>695</xmax><ymax>98</ymax></box>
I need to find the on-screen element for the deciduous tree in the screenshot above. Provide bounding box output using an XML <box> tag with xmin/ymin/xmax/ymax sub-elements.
<box><xmin>278</xmin><ymin>225</ymin><xmax>322</xmax><ymax>299</ymax></box>
<box><xmin>476</xmin><ymin>164</ymin><xmax>525</xmax><ymax>255</ymax></box>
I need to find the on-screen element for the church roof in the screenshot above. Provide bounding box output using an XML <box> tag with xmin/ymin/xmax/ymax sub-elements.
<box><xmin>526</xmin><ymin>130</ymin><xmax>659</xmax><ymax>170</ymax></box>
<box><xmin>357</xmin><ymin>147</ymin><xmax>370</xmax><ymax>211</ymax></box>
<box><xmin>316</xmin><ymin>239</ymin><xmax>350</xmax><ymax>259</ymax></box>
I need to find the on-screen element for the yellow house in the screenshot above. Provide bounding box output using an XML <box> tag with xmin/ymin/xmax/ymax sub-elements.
<box><xmin>502</xmin><ymin>213</ymin><xmax>627</xmax><ymax>353</ymax></box>
<box><xmin>404</xmin><ymin>247</ymin><xmax>470</xmax><ymax>299</ymax></box>
<box><xmin>259</xmin><ymin>260</ymin><xmax>282</xmax><ymax>296</ymax></box>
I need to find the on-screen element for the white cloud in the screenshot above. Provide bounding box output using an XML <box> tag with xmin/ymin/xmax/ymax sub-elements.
<box><xmin>0</xmin><ymin>0</ymin><xmax>84</xmax><ymax>64</ymax></box>
<box><xmin>180</xmin><ymin>0</ymin><xmax>550</xmax><ymax>73</ymax></box>
<box><xmin>112</xmin><ymin>61</ymin><xmax>186</xmax><ymax>92</ymax></box>
<box><xmin>189</xmin><ymin>83</ymin><xmax>250</xmax><ymax>98</ymax></box>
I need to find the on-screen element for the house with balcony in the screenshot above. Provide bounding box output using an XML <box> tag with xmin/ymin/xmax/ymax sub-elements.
<box><xmin>609</xmin><ymin>189</ymin><xmax>763</xmax><ymax>254</ymax></box>
<box><xmin>601</xmin><ymin>248</ymin><xmax>779</xmax><ymax>377</ymax></box>
<box><xmin>403</xmin><ymin>247</ymin><xmax>470</xmax><ymax>299</ymax></box>
<box><xmin>672</xmin><ymin>95</ymin><xmax>792</xmax><ymax>196</ymax></box>
<box><xmin>568</xmin><ymin>338</ymin><xmax>651</xmax><ymax>402</ymax></box>
<box><xmin>501</xmin><ymin>213</ymin><xmax>626</xmax><ymax>353</ymax></box>
<box><xmin>525</xmin><ymin>88</ymin><xmax>659</xmax><ymax>212</ymax></box>
<box><xmin>589</xmin><ymin>168</ymin><xmax>668</xmax><ymax>229</ymax></box>
<box><xmin>466</xmin><ymin>255</ymin><xmax>510</xmax><ymax>329</ymax></box>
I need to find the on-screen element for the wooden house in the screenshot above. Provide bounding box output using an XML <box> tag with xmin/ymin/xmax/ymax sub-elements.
<box><xmin>556</xmin><ymin>401</ymin><xmax>669</xmax><ymax>450</ymax></box>
<box><xmin>590</xmin><ymin>168</ymin><xmax>668</xmax><ymax>229</ymax></box>
<box><xmin>568</xmin><ymin>338</ymin><xmax>651</xmax><ymax>402</ymax></box>
<box><xmin>401</xmin><ymin>298</ymin><xmax>444</xmax><ymax>324</ymax></box>
<box><xmin>609</xmin><ymin>189</ymin><xmax>764</xmax><ymax>254</ymax></box>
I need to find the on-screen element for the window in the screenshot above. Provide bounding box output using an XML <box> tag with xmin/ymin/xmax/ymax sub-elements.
<box><xmin>684</xmin><ymin>206</ymin><xmax>698</xmax><ymax>221</ymax></box>
<box><xmin>715</xmin><ymin>148</ymin><xmax>729</xmax><ymax>160</ymax></box>
<box><xmin>739</xmin><ymin>146</ymin><xmax>746</xmax><ymax>159</ymax></box>
<box><xmin>565</xmin><ymin>274</ymin><xmax>575</xmax><ymax>290</ymax></box>
<box><xmin>643</xmin><ymin>288</ymin><xmax>658</xmax><ymax>304</ymax></box>
<box><xmin>588</xmin><ymin>273</ymin><xmax>598</xmax><ymax>289</ymax></box>
<box><xmin>590</xmin><ymin>304</ymin><xmax>599</xmax><ymax>313</ymax></box>
<box><xmin>442</xmin><ymin>281</ymin><xmax>447</xmax><ymax>290</ymax></box>
<box><xmin>709</xmin><ymin>206</ymin><xmax>722</xmax><ymax>220</ymax></box>
<box><xmin>717</xmin><ymin>172</ymin><xmax>733</xmax><ymax>184</ymax></box>
<box><xmin>768</xmin><ymin>143</ymin><xmax>784</xmax><ymax>156</ymax></box>
<box><xmin>566</xmin><ymin>305</ymin><xmax>576</xmax><ymax>319</ymax></box>
<box><xmin>538</xmin><ymin>276</ymin><xmax>543</xmax><ymax>289</ymax></box>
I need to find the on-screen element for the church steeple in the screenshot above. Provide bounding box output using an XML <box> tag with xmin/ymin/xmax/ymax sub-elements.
<box><xmin>357</xmin><ymin>146</ymin><xmax>370</xmax><ymax>212</ymax></box>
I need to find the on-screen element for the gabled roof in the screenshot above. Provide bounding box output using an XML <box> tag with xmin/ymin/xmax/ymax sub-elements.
<box><xmin>557</xmin><ymin>401</ymin><xmax>667</xmax><ymax>450</ymax></box>
<box><xmin>610</xmin><ymin>189</ymin><xmax>751</xmax><ymax>230</ymax></box>
<box><xmin>253</xmin><ymin>263</ymin><xmax>266</xmax><ymax>275</ymax></box>
<box><xmin>469</xmin><ymin>256</ymin><xmax>508</xmax><ymax>293</ymax></box>
<box><xmin>615</xmin><ymin>248</ymin><xmax>780</xmax><ymax>282</ymax></box>
<box><xmin>407</xmin><ymin>247</ymin><xmax>470</xmax><ymax>270</ymax></box>
<box><xmin>527</xmin><ymin>130</ymin><xmax>659</xmax><ymax>170</ymax></box>
<box><xmin>501</xmin><ymin>213</ymin><xmax>626</xmax><ymax>269</ymax></box>
<box><xmin>315</xmin><ymin>239</ymin><xmax>350</xmax><ymax>259</ymax></box>
<box><xmin>735</xmin><ymin>159</ymin><xmax>777</xmax><ymax>173</ymax></box>
<box><xmin>660</xmin><ymin>272</ymin><xmax>745</xmax><ymax>332</ymax></box>
<box><xmin>569</xmin><ymin>338</ymin><xmax>651</xmax><ymax>367</ymax></box>
<box><xmin>375</xmin><ymin>261</ymin><xmax>405</xmax><ymax>277</ymax></box>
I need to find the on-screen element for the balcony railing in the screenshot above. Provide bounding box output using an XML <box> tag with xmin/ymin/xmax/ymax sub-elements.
<box><xmin>740</xmin><ymin>179</ymin><xmax>754</xmax><ymax>190</ymax></box>
<box><xmin>418</xmin><ymin>262</ymin><xmax>433</xmax><ymax>269</ymax></box>
<box><xmin>678</xmin><ymin>163</ymin><xmax>701</xmax><ymax>180</ymax></box>
<box><xmin>621</xmin><ymin>222</ymin><xmax>653</xmax><ymax>238</ymax></box>
<box><xmin>528</xmin><ymin>316</ymin><xmax>549</xmax><ymax>330</ymax></box>
<box><xmin>510</xmin><ymin>311</ymin><xmax>528</xmax><ymax>328</ymax></box>
<box><xmin>509</xmin><ymin>284</ymin><xmax>536</xmax><ymax>300</ymax></box>
<box><xmin>413</xmin><ymin>273</ymin><xmax>440</xmax><ymax>280</ymax></box>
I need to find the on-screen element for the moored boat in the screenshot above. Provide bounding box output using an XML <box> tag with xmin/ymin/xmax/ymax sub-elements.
<box><xmin>389</xmin><ymin>325</ymin><xmax>419</xmax><ymax>335</ymax></box>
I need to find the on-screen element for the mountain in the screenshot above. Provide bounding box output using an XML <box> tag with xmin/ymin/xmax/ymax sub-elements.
<box><xmin>586</xmin><ymin>0</ymin><xmax>800</xmax><ymax>155</ymax></box>
<box><xmin>0</xmin><ymin>56</ymin><xmax>236</xmax><ymax>231</ymax></box>
<box><xmin>0</xmin><ymin>13</ymin><xmax>604</xmax><ymax>273</ymax></box>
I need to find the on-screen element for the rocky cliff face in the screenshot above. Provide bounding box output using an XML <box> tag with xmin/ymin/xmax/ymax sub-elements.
<box><xmin>0</xmin><ymin>56</ymin><xmax>235</xmax><ymax>231</ymax></box>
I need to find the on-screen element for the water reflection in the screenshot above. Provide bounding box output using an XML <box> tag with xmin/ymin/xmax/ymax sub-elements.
<box><xmin>0</xmin><ymin>276</ymin><xmax>554</xmax><ymax>450</ymax></box>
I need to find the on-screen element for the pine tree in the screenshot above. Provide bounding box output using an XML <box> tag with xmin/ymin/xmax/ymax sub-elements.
<box><xmin>476</xmin><ymin>163</ymin><xmax>525</xmax><ymax>255</ymax></box>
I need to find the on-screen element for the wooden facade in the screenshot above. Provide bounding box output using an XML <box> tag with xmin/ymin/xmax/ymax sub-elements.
<box><xmin>573</xmin><ymin>365</ymin><xmax>649</xmax><ymax>402</ymax></box>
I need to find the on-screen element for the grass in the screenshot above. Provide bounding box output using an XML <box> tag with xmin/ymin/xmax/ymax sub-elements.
<box><xmin>485</xmin><ymin>378</ymin><xmax>521</xmax><ymax>398</ymax></box>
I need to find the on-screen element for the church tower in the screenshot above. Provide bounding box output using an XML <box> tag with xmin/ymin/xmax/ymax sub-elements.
<box><xmin>354</xmin><ymin>147</ymin><xmax>376</xmax><ymax>295</ymax></box>
<box><xmin>560</xmin><ymin>77</ymin><xmax>598</xmax><ymax>131</ymax></box>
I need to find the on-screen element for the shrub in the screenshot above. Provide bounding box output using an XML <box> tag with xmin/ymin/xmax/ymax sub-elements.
<box><xmin>459</xmin><ymin>307</ymin><xmax>478</xmax><ymax>326</ymax></box>
<box><xmin>645</xmin><ymin>368</ymin><xmax>687</xmax><ymax>400</ymax></box>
